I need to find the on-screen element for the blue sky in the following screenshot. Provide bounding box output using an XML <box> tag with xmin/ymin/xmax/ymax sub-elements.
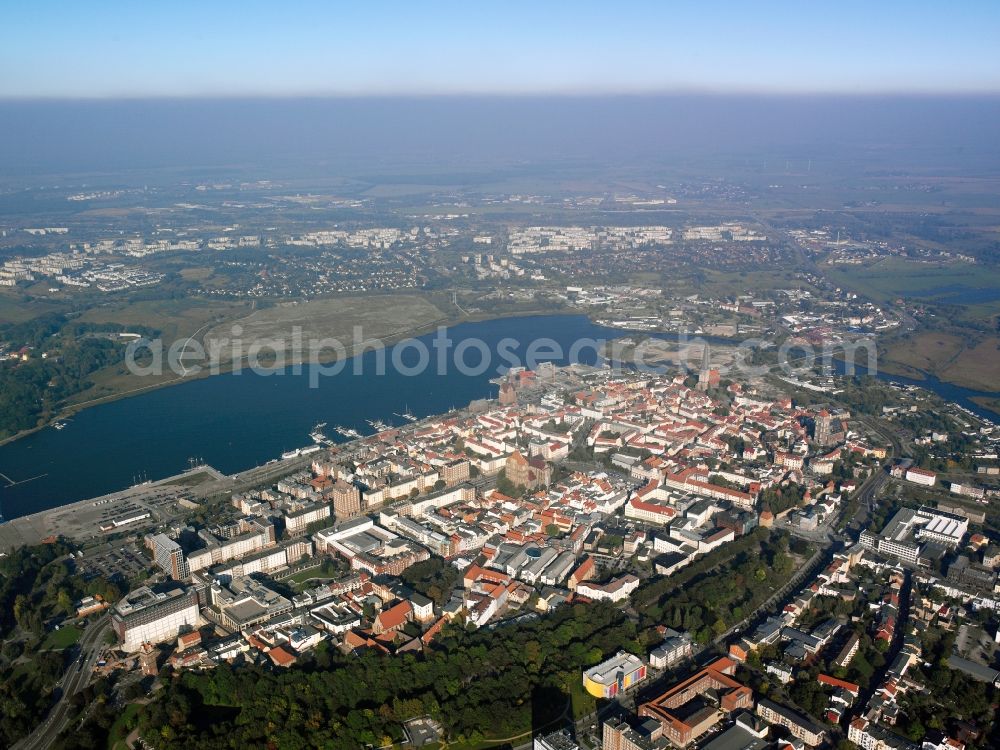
<box><xmin>3</xmin><ymin>1</ymin><xmax>999</xmax><ymax>97</ymax></box>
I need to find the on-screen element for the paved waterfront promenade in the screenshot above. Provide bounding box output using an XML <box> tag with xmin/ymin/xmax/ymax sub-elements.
<box><xmin>0</xmin><ymin>464</ymin><xmax>233</xmax><ymax>552</ymax></box>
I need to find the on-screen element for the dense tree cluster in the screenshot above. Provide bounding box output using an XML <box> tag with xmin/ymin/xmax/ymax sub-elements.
<box><xmin>0</xmin><ymin>540</ymin><xmax>127</xmax><ymax>746</ymax></box>
<box><xmin>399</xmin><ymin>557</ymin><xmax>460</xmax><ymax>607</ymax></box>
<box><xmin>835</xmin><ymin>376</ymin><xmax>894</xmax><ymax>415</ymax></box>
<box><xmin>0</xmin><ymin>648</ymin><xmax>68</xmax><ymax>745</ymax></box>
<box><xmin>636</xmin><ymin>529</ymin><xmax>802</xmax><ymax>643</ymax></box>
<box><xmin>0</xmin><ymin>538</ymin><xmax>79</xmax><ymax>637</ymax></box>
<box><xmin>901</xmin><ymin>629</ymin><xmax>1000</xmax><ymax>749</ymax></box>
<box><xmin>911</xmin><ymin>431</ymin><xmax>979</xmax><ymax>473</ymax></box>
<box><xmin>760</xmin><ymin>482</ymin><xmax>808</xmax><ymax>515</ymax></box>
<box><xmin>0</xmin><ymin>314</ymin><xmax>156</xmax><ymax>437</ymax></box>
<box><xmin>135</xmin><ymin>602</ymin><xmax>636</xmax><ymax>748</ymax></box>
<box><xmin>50</xmin><ymin>678</ymin><xmax>122</xmax><ymax>750</ymax></box>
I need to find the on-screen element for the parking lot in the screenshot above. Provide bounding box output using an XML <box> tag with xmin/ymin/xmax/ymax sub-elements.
<box><xmin>73</xmin><ymin>541</ymin><xmax>151</xmax><ymax>582</ymax></box>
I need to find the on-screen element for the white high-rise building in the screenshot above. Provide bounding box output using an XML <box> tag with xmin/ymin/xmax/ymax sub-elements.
<box><xmin>111</xmin><ymin>585</ymin><xmax>200</xmax><ymax>652</ymax></box>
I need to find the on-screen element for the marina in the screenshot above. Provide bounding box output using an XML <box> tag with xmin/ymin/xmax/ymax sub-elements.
<box><xmin>308</xmin><ymin>423</ymin><xmax>333</xmax><ymax>446</ymax></box>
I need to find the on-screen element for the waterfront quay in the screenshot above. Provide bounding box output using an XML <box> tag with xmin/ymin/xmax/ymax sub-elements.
<box><xmin>0</xmin><ymin>452</ymin><xmax>320</xmax><ymax>553</ymax></box>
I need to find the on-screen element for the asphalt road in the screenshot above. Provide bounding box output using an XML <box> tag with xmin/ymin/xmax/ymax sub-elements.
<box><xmin>853</xmin><ymin>467</ymin><xmax>889</xmax><ymax>526</ymax></box>
<box><xmin>14</xmin><ymin>614</ymin><xmax>111</xmax><ymax>750</ymax></box>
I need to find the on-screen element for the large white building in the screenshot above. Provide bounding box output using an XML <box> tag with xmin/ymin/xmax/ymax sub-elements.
<box><xmin>145</xmin><ymin>533</ymin><xmax>189</xmax><ymax>580</ymax></box>
<box><xmin>860</xmin><ymin>512</ymin><xmax>922</xmax><ymax>565</ymax></box>
<box><xmin>624</xmin><ymin>495</ymin><xmax>677</xmax><ymax>525</ymax></box>
<box><xmin>905</xmin><ymin>467</ymin><xmax>937</xmax><ymax>487</ymax></box>
<box><xmin>111</xmin><ymin>585</ymin><xmax>200</xmax><ymax>652</ymax></box>
<box><xmin>649</xmin><ymin>629</ymin><xmax>693</xmax><ymax>669</ymax></box>
<box><xmin>915</xmin><ymin>506</ymin><xmax>968</xmax><ymax>548</ymax></box>
<box><xmin>284</xmin><ymin>501</ymin><xmax>331</xmax><ymax>536</ymax></box>
<box><xmin>208</xmin><ymin>538</ymin><xmax>313</xmax><ymax>580</ymax></box>
<box><xmin>313</xmin><ymin>516</ymin><xmax>375</xmax><ymax>553</ymax></box>
<box><xmin>533</xmin><ymin>730</ymin><xmax>579</xmax><ymax>750</ymax></box>
<box><xmin>861</xmin><ymin>506</ymin><xmax>969</xmax><ymax>565</ymax></box>
<box><xmin>186</xmin><ymin>518</ymin><xmax>275</xmax><ymax>573</ymax></box>
<box><xmin>848</xmin><ymin>717</ymin><xmax>919</xmax><ymax>750</ymax></box>
<box><xmin>209</xmin><ymin>576</ymin><xmax>294</xmax><ymax>633</ymax></box>
<box><xmin>576</xmin><ymin>574</ymin><xmax>640</xmax><ymax>603</ymax></box>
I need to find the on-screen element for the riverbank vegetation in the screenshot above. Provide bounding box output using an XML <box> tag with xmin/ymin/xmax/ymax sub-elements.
<box><xmin>0</xmin><ymin>314</ymin><xmax>161</xmax><ymax>439</ymax></box>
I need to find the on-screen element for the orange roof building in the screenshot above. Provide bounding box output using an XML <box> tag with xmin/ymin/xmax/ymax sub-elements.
<box><xmin>639</xmin><ymin>657</ymin><xmax>753</xmax><ymax>748</ymax></box>
<box><xmin>421</xmin><ymin>617</ymin><xmax>447</xmax><ymax>646</ymax></box>
<box><xmin>568</xmin><ymin>555</ymin><xmax>596</xmax><ymax>591</ymax></box>
<box><xmin>268</xmin><ymin>646</ymin><xmax>296</xmax><ymax>668</ymax></box>
<box><xmin>372</xmin><ymin>600</ymin><xmax>413</xmax><ymax>635</ymax></box>
<box><xmin>817</xmin><ymin>673</ymin><xmax>860</xmax><ymax>694</ymax></box>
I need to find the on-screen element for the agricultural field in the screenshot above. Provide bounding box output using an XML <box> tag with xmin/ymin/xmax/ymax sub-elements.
<box><xmin>76</xmin><ymin>297</ymin><xmax>251</xmax><ymax>344</ymax></box>
<box><xmin>939</xmin><ymin>336</ymin><xmax>1000</xmax><ymax>392</ymax></box>
<box><xmin>54</xmin><ymin>297</ymin><xmax>256</xmax><ymax>410</ymax></box>
<box><xmin>63</xmin><ymin>293</ymin><xmax>450</xmax><ymax>411</ymax></box>
<box><xmin>203</xmin><ymin>292</ymin><xmax>449</xmax><ymax>362</ymax></box>
<box><xmin>825</xmin><ymin>257</ymin><xmax>1000</xmax><ymax>316</ymax></box>
<box><xmin>880</xmin><ymin>330</ymin><xmax>1000</xmax><ymax>392</ymax></box>
<box><xmin>687</xmin><ymin>268</ymin><xmax>816</xmax><ymax>298</ymax></box>
<box><xmin>880</xmin><ymin>331</ymin><xmax>966</xmax><ymax>379</ymax></box>
<box><xmin>0</xmin><ymin>288</ymin><xmax>69</xmax><ymax>325</ymax></box>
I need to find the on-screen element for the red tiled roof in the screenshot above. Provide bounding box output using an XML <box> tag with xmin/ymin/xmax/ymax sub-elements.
<box><xmin>421</xmin><ymin>617</ymin><xmax>447</xmax><ymax>645</ymax></box>
<box><xmin>817</xmin><ymin>674</ymin><xmax>860</xmax><ymax>693</ymax></box>
<box><xmin>375</xmin><ymin>600</ymin><xmax>412</xmax><ymax>632</ymax></box>
<box><xmin>268</xmin><ymin>646</ymin><xmax>296</xmax><ymax>667</ymax></box>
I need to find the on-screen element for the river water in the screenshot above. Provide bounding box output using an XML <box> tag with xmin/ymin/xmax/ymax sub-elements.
<box><xmin>1</xmin><ymin>314</ymin><xmax>997</xmax><ymax>520</ymax></box>
<box><xmin>0</xmin><ymin>315</ymin><xmax>622</xmax><ymax>519</ymax></box>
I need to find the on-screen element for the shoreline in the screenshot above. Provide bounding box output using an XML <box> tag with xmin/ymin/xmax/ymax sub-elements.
<box><xmin>4</xmin><ymin>306</ymin><xmax>1000</xmax><ymax>450</ymax></box>
<box><xmin>970</xmin><ymin>396</ymin><xmax>1000</xmax><ymax>417</ymax></box>
<box><xmin>0</xmin><ymin>304</ymin><xmax>585</xmax><ymax>450</ymax></box>
<box><xmin>0</xmin><ymin>452</ymin><xmax>318</xmax><ymax>551</ymax></box>
<box><xmin>4</xmin><ymin>302</ymin><xmax>998</xmax><ymax>460</ymax></box>
<box><xmin>3</xmin><ymin>309</ymin><xmax>998</xmax><ymax>543</ymax></box>
<box><xmin>0</xmin><ymin>382</ymin><xmax>483</xmax><ymax>547</ymax></box>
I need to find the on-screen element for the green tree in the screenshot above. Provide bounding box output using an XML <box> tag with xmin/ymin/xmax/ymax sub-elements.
<box><xmin>57</xmin><ymin>590</ymin><xmax>74</xmax><ymax>618</ymax></box>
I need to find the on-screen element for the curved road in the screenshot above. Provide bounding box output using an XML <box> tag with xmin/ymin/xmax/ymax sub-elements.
<box><xmin>14</xmin><ymin>614</ymin><xmax>111</xmax><ymax>750</ymax></box>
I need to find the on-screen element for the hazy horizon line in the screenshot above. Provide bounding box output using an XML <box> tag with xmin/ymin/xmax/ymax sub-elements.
<box><xmin>4</xmin><ymin>87</ymin><xmax>1000</xmax><ymax>103</ymax></box>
